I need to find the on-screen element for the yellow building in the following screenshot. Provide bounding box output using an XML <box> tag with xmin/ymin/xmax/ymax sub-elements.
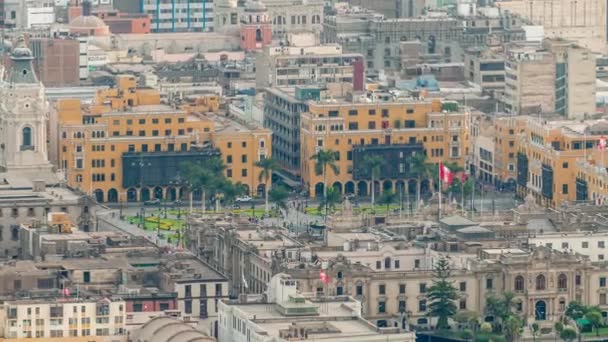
<box><xmin>57</xmin><ymin>75</ymin><xmax>271</xmax><ymax>202</ymax></box>
<box><xmin>495</xmin><ymin>116</ymin><xmax>607</xmax><ymax>207</ymax></box>
<box><xmin>300</xmin><ymin>96</ymin><xmax>471</xmax><ymax>197</ymax></box>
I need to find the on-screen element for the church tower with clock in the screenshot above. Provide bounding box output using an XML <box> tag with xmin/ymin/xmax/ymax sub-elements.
<box><xmin>0</xmin><ymin>36</ymin><xmax>54</xmax><ymax>181</ymax></box>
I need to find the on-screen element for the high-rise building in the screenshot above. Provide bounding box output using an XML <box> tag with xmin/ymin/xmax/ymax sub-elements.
<box><xmin>497</xmin><ymin>0</ymin><xmax>607</xmax><ymax>53</ymax></box>
<box><xmin>503</xmin><ymin>39</ymin><xmax>596</xmax><ymax>118</ymax></box>
<box><xmin>30</xmin><ymin>38</ymin><xmax>81</xmax><ymax>86</ymax></box>
<box><xmin>141</xmin><ymin>0</ymin><xmax>214</xmax><ymax>33</ymax></box>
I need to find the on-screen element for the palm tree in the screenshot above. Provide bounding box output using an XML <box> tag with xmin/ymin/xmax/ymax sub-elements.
<box><xmin>411</xmin><ymin>153</ymin><xmax>433</xmax><ymax>209</ymax></box>
<box><xmin>269</xmin><ymin>186</ymin><xmax>290</xmax><ymax>214</ymax></box>
<box><xmin>256</xmin><ymin>157</ymin><xmax>279</xmax><ymax>214</ymax></box>
<box><xmin>378</xmin><ymin>191</ymin><xmax>397</xmax><ymax>213</ymax></box>
<box><xmin>310</xmin><ymin>149</ymin><xmax>339</xmax><ymax>218</ymax></box>
<box><xmin>182</xmin><ymin>157</ymin><xmax>226</xmax><ymax>213</ymax></box>
<box><xmin>362</xmin><ymin>155</ymin><xmax>384</xmax><ymax>210</ymax></box>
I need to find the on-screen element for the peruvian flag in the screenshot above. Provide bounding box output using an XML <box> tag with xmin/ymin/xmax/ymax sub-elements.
<box><xmin>439</xmin><ymin>162</ymin><xmax>454</xmax><ymax>185</ymax></box>
<box><xmin>63</xmin><ymin>288</ymin><xmax>70</xmax><ymax>297</ymax></box>
<box><xmin>461</xmin><ymin>172</ymin><xmax>468</xmax><ymax>183</ymax></box>
<box><xmin>599</xmin><ymin>136</ymin><xmax>607</xmax><ymax>150</ymax></box>
<box><xmin>319</xmin><ymin>271</ymin><xmax>329</xmax><ymax>285</ymax></box>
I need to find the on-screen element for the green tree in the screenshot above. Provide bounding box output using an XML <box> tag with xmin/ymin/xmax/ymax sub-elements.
<box><xmin>378</xmin><ymin>191</ymin><xmax>398</xmax><ymax>213</ymax></box>
<box><xmin>565</xmin><ymin>301</ymin><xmax>587</xmax><ymax>322</ymax></box>
<box><xmin>310</xmin><ymin>149</ymin><xmax>339</xmax><ymax>218</ymax></box>
<box><xmin>480</xmin><ymin>322</ymin><xmax>493</xmax><ymax>335</ymax></box>
<box><xmin>411</xmin><ymin>153</ymin><xmax>433</xmax><ymax>208</ymax></box>
<box><xmin>361</xmin><ymin>155</ymin><xmax>384</xmax><ymax>210</ymax></box>
<box><xmin>318</xmin><ymin>186</ymin><xmax>341</xmax><ymax>214</ymax></box>
<box><xmin>531</xmin><ymin>323</ymin><xmax>540</xmax><ymax>342</ymax></box>
<box><xmin>560</xmin><ymin>328</ymin><xmax>578</xmax><ymax>342</ymax></box>
<box><xmin>220</xmin><ymin>180</ymin><xmax>247</xmax><ymax>205</ymax></box>
<box><xmin>182</xmin><ymin>157</ymin><xmax>227</xmax><ymax>212</ymax></box>
<box><xmin>256</xmin><ymin>157</ymin><xmax>279</xmax><ymax>214</ymax></box>
<box><xmin>504</xmin><ymin>315</ymin><xmax>523</xmax><ymax>342</ymax></box>
<box><xmin>427</xmin><ymin>256</ymin><xmax>458</xmax><ymax>330</ymax></box>
<box><xmin>485</xmin><ymin>291</ymin><xmax>517</xmax><ymax>332</ymax></box>
<box><xmin>461</xmin><ymin>329</ymin><xmax>474</xmax><ymax>341</ymax></box>
<box><xmin>269</xmin><ymin>186</ymin><xmax>290</xmax><ymax>212</ymax></box>
<box><xmin>586</xmin><ymin>309</ymin><xmax>603</xmax><ymax>337</ymax></box>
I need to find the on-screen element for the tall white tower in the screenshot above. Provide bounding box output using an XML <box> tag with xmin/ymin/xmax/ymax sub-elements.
<box><xmin>0</xmin><ymin>36</ymin><xmax>55</xmax><ymax>181</ymax></box>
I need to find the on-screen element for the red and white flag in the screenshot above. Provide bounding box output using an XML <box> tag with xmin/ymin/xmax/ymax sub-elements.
<box><xmin>63</xmin><ymin>288</ymin><xmax>70</xmax><ymax>297</ymax></box>
<box><xmin>319</xmin><ymin>271</ymin><xmax>329</xmax><ymax>285</ymax></box>
<box><xmin>439</xmin><ymin>162</ymin><xmax>454</xmax><ymax>185</ymax></box>
<box><xmin>599</xmin><ymin>136</ymin><xmax>606</xmax><ymax>150</ymax></box>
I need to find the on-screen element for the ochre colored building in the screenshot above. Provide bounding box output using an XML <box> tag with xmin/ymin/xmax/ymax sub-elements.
<box><xmin>57</xmin><ymin>75</ymin><xmax>271</xmax><ymax>203</ymax></box>
<box><xmin>300</xmin><ymin>96</ymin><xmax>471</xmax><ymax>197</ymax></box>
<box><xmin>495</xmin><ymin>116</ymin><xmax>607</xmax><ymax>207</ymax></box>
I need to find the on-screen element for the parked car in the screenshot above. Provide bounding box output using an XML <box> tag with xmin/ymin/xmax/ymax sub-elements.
<box><xmin>235</xmin><ymin>195</ymin><xmax>253</xmax><ymax>202</ymax></box>
<box><xmin>144</xmin><ymin>199</ymin><xmax>160</xmax><ymax>206</ymax></box>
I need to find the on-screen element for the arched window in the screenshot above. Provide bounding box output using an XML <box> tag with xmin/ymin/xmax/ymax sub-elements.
<box><xmin>558</xmin><ymin>274</ymin><xmax>567</xmax><ymax>290</ymax></box>
<box><xmin>337</xmin><ymin>271</ymin><xmax>343</xmax><ymax>279</ymax></box>
<box><xmin>514</xmin><ymin>275</ymin><xmax>524</xmax><ymax>292</ymax></box>
<box><xmin>384</xmin><ymin>257</ymin><xmax>391</xmax><ymax>269</ymax></box>
<box><xmin>22</xmin><ymin>127</ymin><xmax>32</xmax><ymax>147</ymax></box>
<box><xmin>536</xmin><ymin>274</ymin><xmax>546</xmax><ymax>290</ymax></box>
<box><xmin>256</xmin><ymin>28</ymin><xmax>262</xmax><ymax>42</ymax></box>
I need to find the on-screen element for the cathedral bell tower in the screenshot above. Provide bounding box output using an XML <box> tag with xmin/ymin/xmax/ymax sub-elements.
<box><xmin>0</xmin><ymin>36</ymin><xmax>54</xmax><ymax>181</ymax></box>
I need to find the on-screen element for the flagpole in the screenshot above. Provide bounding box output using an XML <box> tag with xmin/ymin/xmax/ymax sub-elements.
<box><xmin>438</xmin><ymin>164</ymin><xmax>442</xmax><ymax>219</ymax></box>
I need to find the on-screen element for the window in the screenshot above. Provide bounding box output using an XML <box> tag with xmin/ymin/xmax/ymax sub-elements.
<box><xmin>382</xmin><ymin>109</ymin><xmax>390</xmax><ymax>117</ymax></box>
<box><xmin>576</xmin><ymin>275</ymin><xmax>581</xmax><ymax>285</ymax></box>
<box><xmin>241</xmin><ymin>169</ymin><xmax>247</xmax><ymax>177</ymax></box>
<box><xmin>562</xmin><ymin>242</ymin><xmax>569</xmax><ymax>249</ymax></box>
<box><xmin>228</xmin><ymin>142</ymin><xmax>232</xmax><ymax>148</ymax></box>
<box><xmin>419</xmin><ymin>300</ymin><xmax>427</xmax><ymax>312</ymax></box>
<box><xmin>241</xmin><ymin>155</ymin><xmax>247</xmax><ymax>163</ymax></box>
<box><xmin>460</xmin><ymin>299</ymin><xmax>467</xmax><ymax>310</ymax></box>
<box><xmin>185</xmin><ymin>300</ymin><xmax>192</xmax><ymax>314</ymax></box>
<box><xmin>536</xmin><ymin>274</ymin><xmax>546</xmax><ymax>290</ymax></box>
<box><xmin>459</xmin><ymin>282</ymin><xmax>466</xmax><ymax>291</ymax></box>
<box><xmin>376</xmin><ymin>261</ymin><xmax>381</xmax><ymax>269</ymax></box>
<box><xmin>558</xmin><ymin>274</ymin><xmax>567</xmax><ymax>290</ymax></box>
<box><xmin>599</xmin><ymin>241</ymin><xmax>605</xmax><ymax>248</ymax></box>
<box><xmin>185</xmin><ymin>285</ymin><xmax>192</xmax><ymax>297</ymax></box>
<box><xmin>378</xmin><ymin>284</ymin><xmax>386</xmax><ymax>295</ymax></box>
<box><xmin>394</xmin><ymin>260</ymin><xmax>400</xmax><ymax>269</ymax></box>
<box><xmin>242</xmin><ymin>142</ymin><xmax>247</xmax><ymax>148</ymax></box>
<box><xmin>399</xmin><ymin>300</ymin><xmax>406</xmax><ymax>313</ymax></box>
<box><xmin>369</xmin><ymin>109</ymin><xmax>376</xmax><ymax>115</ymax></box>
<box><xmin>336</xmin><ymin>286</ymin><xmax>343</xmax><ymax>295</ymax></box>
<box><xmin>399</xmin><ymin>284</ymin><xmax>406</xmax><ymax>294</ymax></box>
<box><xmin>378</xmin><ymin>301</ymin><xmax>386</xmax><ymax>313</ymax></box>
<box><xmin>419</xmin><ymin>283</ymin><xmax>426</xmax><ymax>293</ymax></box>
<box><xmin>348</xmin><ymin>109</ymin><xmax>358</xmax><ymax>116</ymax></box>
<box><xmin>368</xmin><ymin>121</ymin><xmax>376</xmax><ymax>129</ymax></box>
<box><xmin>384</xmin><ymin>257</ymin><xmax>391</xmax><ymax>269</ymax></box>
<box><xmin>356</xmin><ymin>284</ymin><xmax>363</xmax><ymax>296</ymax></box>
<box><xmin>165</xmin><ymin>118</ymin><xmax>172</xmax><ymax>124</ymax></box>
<box><xmin>562</xmin><ymin>184</ymin><xmax>568</xmax><ymax>195</ymax></box>
<box><xmin>601</xmin><ymin>277</ymin><xmax>607</xmax><ymax>288</ymax></box>
<box><xmin>582</xmin><ymin>242</ymin><xmax>589</xmax><ymax>248</ymax></box>
<box><xmin>415</xmin><ymin>259</ymin><xmax>420</xmax><ymax>268</ymax></box>
<box><xmin>165</xmin><ymin>129</ymin><xmax>171</xmax><ymax>136</ymax></box>
<box><xmin>515</xmin><ymin>275</ymin><xmax>524</xmax><ymax>292</ymax></box>
<box><xmin>152</xmin><ymin>130</ymin><xmax>159</xmax><ymax>136</ymax></box>
<box><xmin>227</xmin><ymin>155</ymin><xmax>233</xmax><ymax>163</ymax></box>
<box><xmin>227</xmin><ymin>169</ymin><xmax>232</xmax><ymax>178</ymax></box>
<box><xmin>22</xmin><ymin>127</ymin><xmax>32</xmax><ymax>148</ymax></box>
<box><xmin>601</xmin><ymin>293</ymin><xmax>608</xmax><ymax>305</ymax></box>
<box><xmin>486</xmin><ymin>278</ymin><xmax>493</xmax><ymax>289</ymax></box>
<box><xmin>348</xmin><ymin>122</ymin><xmax>358</xmax><ymax>130</ymax></box>
<box><xmin>337</xmin><ymin>271</ymin><xmax>343</xmax><ymax>279</ymax></box>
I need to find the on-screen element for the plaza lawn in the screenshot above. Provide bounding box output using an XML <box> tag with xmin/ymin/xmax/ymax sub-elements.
<box><xmin>127</xmin><ymin>216</ymin><xmax>185</xmax><ymax>231</ymax></box>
